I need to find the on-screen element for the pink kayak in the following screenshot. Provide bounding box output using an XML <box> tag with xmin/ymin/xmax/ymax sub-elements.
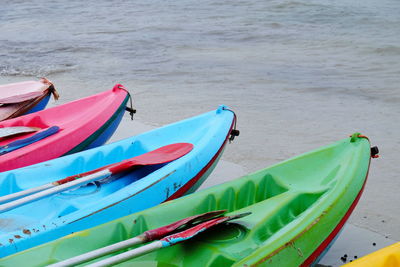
<box><xmin>0</xmin><ymin>84</ymin><xmax>133</xmax><ymax>172</ymax></box>
<box><xmin>0</xmin><ymin>78</ymin><xmax>59</xmax><ymax>121</ymax></box>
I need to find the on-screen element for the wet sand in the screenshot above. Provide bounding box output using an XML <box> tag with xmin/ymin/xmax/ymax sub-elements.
<box><xmin>317</xmin><ymin>224</ymin><xmax>396</xmax><ymax>266</ymax></box>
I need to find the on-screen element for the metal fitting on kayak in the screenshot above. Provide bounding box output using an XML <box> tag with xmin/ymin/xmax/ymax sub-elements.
<box><xmin>371</xmin><ymin>146</ymin><xmax>379</xmax><ymax>158</ymax></box>
<box><xmin>125</xmin><ymin>107</ymin><xmax>136</xmax><ymax>119</ymax></box>
<box><xmin>230</xmin><ymin>129</ymin><xmax>240</xmax><ymax>141</ymax></box>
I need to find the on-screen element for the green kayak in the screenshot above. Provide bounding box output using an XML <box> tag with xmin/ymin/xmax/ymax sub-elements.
<box><xmin>0</xmin><ymin>134</ymin><xmax>377</xmax><ymax>266</ymax></box>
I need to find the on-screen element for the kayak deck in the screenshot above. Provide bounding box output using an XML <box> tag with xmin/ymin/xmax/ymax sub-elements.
<box><xmin>0</xmin><ymin>135</ymin><xmax>372</xmax><ymax>266</ymax></box>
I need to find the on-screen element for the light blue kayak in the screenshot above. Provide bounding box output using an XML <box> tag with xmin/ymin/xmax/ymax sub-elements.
<box><xmin>0</xmin><ymin>105</ymin><xmax>237</xmax><ymax>257</ymax></box>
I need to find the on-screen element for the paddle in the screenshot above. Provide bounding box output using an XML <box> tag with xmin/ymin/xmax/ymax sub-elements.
<box><xmin>0</xmin><ymin>143</ymin><xmax>193</xmax><ymax>213</ymax></box>
<box><xmin>47</xmin><ymin>210</ymin><xmax>227</xmax><ymax>267</ymax></box>
<box><xmin>0</xmin><ymin>126</ymin><xmax>41</xmax><ymax>139</ymax></box>
<box><xmin>86</xmin><ymin>212</ymin><xmax>251</xmax><ymax>267</ymax></box>
<box><xmin>0</xmin><ymin>126</ymin><xmax>59</xmax><ymax>155</ymax></box>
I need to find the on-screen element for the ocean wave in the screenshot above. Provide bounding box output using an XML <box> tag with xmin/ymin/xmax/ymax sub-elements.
<box><xmin>374</xmin><ymin>45</ymin><xmax>400</xmax><ymax>56</ymax></box>
<box><xmin>0</xmin><ymin>64</ymin><xmax>77</xmax><ymax>77</ymax></box>
<box><xmin>272</xmin><ymin>1</ymin><xmax>327</xmax><ymax>9</ymax></box>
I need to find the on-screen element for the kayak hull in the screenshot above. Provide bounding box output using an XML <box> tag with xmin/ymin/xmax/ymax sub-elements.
<box><xmin>0</xmin><ymin>106</ymin><xmax>235</xmax><ymax>257</ymax></box>
<box><xmin>22</xmin><ymin>93</ymin><xmax>51</xmax><ymax>116</ymax></box>
<box><xmin>62</xmin><ymin>93</ymin><xmax>128</xmax><ymax>155</ymax></box>
<box><xmin>0</xmin><ymin>85</ymin><xmax>129</xmax><ymax>172</ymax></box>
<box><xmin>0</xmin><ymin>134</ymin><xmax>373</xmax><ymax>266</ymax></box>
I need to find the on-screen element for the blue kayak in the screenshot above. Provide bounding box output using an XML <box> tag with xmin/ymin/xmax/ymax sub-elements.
<box><xmin>0</xmin><ymin>105</ymin><xmax>237</xmax><ymax>257</ymax></box>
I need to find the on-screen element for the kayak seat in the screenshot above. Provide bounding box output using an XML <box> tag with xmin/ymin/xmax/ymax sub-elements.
<box><xmin>252</xmin><ymin>190</ymin><xmax>328</xmax><ymax>242</ymax></box>
<box><xmin>0</xmin><ymin>116</ymin><xmax>53</xmax><ymax>147</ymax></box>
<box><xmin>125</xmin><ymin>173</ymin><xmax>330</xmax><ymax>265</ymax></box>
<box><xmin>0</xmin><ymin>174</ymin><xmax>22</xmax><ymax>196</ymax></box>
<box><xmin>51</xmin><ymin>164</ymin><xmax>167</xmax><ymax>217</ymax></box>
<box><xmin>135</xmin><ymin>190</ymin><xmax>330</xmax><ymax>266</ymax></box>
<box><xmin>6</xmin><ymin>115</ymin><xmax>51</xmax><ymax>129</ymax></box>
<box><xmin>58</xmin><ymin>205</ymin><xmax>79</xmax><ymax>218</ymax></box>
<box><xmin>195</xmin><ymin>174</ymin><xmax>289</xmax><ymax>214</ymax></box>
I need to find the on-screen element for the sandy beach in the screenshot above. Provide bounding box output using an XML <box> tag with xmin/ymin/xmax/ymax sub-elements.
<box><xmin>1</xmin><ymin>0</ymin><xmax>400</xmax><ymax>265</ymax></box>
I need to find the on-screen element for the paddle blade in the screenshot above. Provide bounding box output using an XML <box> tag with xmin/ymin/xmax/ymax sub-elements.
<box><xmin>109</xmin><ymin>143</ymin><xmax>193</xmax><ymax>174</ymax></box>
<box><xmin>0</xmin><ymin>126</ymin><xmax>41</xmax><ymax>139</ymax></box>
<box><xmin>55</xmin><ymin>143</ymin><xmax>193</xmax><ymax>186</ymax></box>
<box><xmin>161</xmin><ymin>212</ymin><xmax>251</xmax><ymax>247</ymax></box>
<box><xmin>144</xmin><ymin>210</ymin><xmax>226</xmax><ymax>241</ymax></box>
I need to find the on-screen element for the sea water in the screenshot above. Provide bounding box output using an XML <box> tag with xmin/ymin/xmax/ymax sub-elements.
<box><xmin>1</xmin><ymin>0</ymin><xmax>399</xmax><ymax>266</ymax></box>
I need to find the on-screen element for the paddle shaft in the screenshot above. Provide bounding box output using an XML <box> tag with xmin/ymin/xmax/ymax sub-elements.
<box><xmin>86</xmin><ymin>241</ymin><xmax>163</xmax><ymax>267</ymax></box>
<box><xmin>0</xmin><ymin>161</ymin><xmax>125</xmax><ymax>204</ymax></box>
<box><xmin>0</xmin><ymin>165</ymin><xmax>114</xmax><ymax>204</ymax></box>
<box><xmin>84</xmin><ymin>216</ymin><xmax>240</xmax><ymax>267</ymax></box>
<box><xmin>46</xmin><ymin>210</ymin><xmax>226</xmax><ymax>267</ymax></box>
<box><xmin>47</xmin><ymin>236</ymin><xmax>145</xmax><ymax>267</ymax></box>
<box><xmin>0</xmin><ymin>183</ymin><xmax>53</xmax><ymax>204</ymax></box>
<box><xmin>0</xmin><ymin>143</ymin><xmax>193</xmax><ymax>212</ymax></box>
<box><xmin>0</xmin><ymin>169</ymin><xmax>110</xmax><ymax>213</ymax></box>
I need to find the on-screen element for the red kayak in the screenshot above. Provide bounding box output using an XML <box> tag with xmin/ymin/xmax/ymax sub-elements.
<box><xmin>0</xmin><ymin>84</ymin><xmax>133</xmax><ymax>172</ymax></box>
<box><xmin>0</xmin><ymin>78</ymin><xmax>59</xmax><ymax>121</ymax></box>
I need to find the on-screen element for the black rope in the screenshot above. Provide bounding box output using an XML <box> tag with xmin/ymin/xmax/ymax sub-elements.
<box><xmin>222</xmin><ymin>107</ymin><xmax>240</xmax><ymax>143</ymax></box>
<box><xmin>48</xmin><ymin>83</ymin><xmax>60</xmax><ymax>100</ymax></box>
<box><xmin>119</xmin><ymin>86</ymin><xmax>136</xmax><ymax>120</ymax></box>
<box><xmin>40</xmin><ymin>77</ymin><xmax>59</xmax><ymax>100</ymax></box>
